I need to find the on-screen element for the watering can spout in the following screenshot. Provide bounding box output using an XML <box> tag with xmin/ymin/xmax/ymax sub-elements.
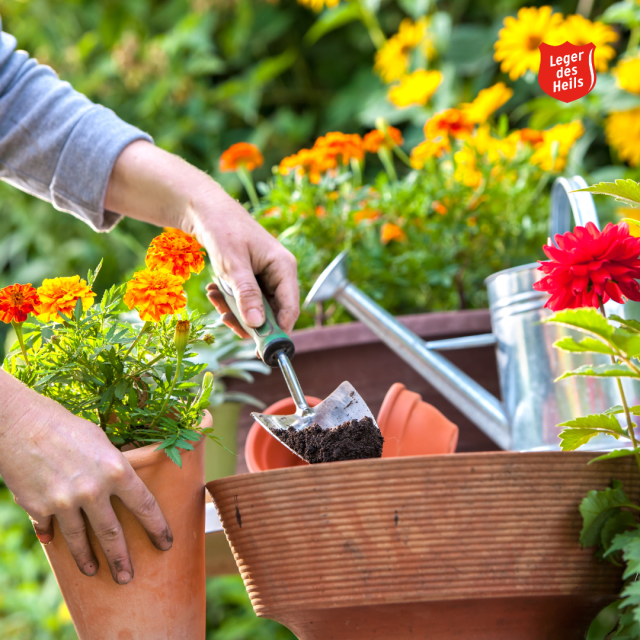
<box><xmin>305</xmin><ymin>251</ymin><xmax>511</xmax><ymax>450</ymax></box>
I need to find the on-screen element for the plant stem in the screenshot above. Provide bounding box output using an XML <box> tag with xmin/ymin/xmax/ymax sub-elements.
<box><xmin>350</xmin><ymin>158</ymin><xmax>363</xmax><ymax>187</ymax></box>
<box><xmin>599</xmin><ymin>299</ymin><xmax>640</xmax><ymax>474</ymax></box>
<box><xmin>356</xmin><ymin>2</ymin><xmax>386</xmax><ymax>50</ymax></box>
<box><xmin>378</xmin><ymin>148</ymin><xmax>398</xmax><ymax>182</ymax></box>
<box><xmin>123</xmin><ymin>321</ymin><xmax>153</xmax><ymax>359</ymax></box>
<box><xmin>11</xmin><ymin>320</ymin><xmax>30</xmax><ymax>369</ymax></box>
<box><xmin>237</xmin><ymin>166</ymin><xmax>260</xmax><ymax>209</ymax></box>
<box><xmin>393</xmin><ymin>145</ymin><xmax>413</xmax><ymax>168</ymax></box>
<box><xmin>149</xmin><ymin>352</ymin><xmax>183</xmax><ymax>429</ymax></box>
<box><xmin>627</xmin><ymin>26</ymin><xmax>640</xmax><ymax>55</ymax></box>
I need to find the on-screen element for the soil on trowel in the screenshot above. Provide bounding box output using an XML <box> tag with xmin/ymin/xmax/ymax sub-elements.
<box><xmin>271</xmin><ymin>416</ymin><xmax>384</xmax><ymax>464</ymax></box>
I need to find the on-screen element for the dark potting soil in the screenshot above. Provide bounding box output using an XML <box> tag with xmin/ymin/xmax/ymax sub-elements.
<box><xmin>271</xmin><ymin>416</ymin><xmax>384</xmax><ymax>464</ymax></box>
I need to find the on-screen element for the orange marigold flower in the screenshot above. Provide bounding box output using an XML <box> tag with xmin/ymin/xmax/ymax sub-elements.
<box><xmin>279</xmin><ymin>148</ymin><xmax>336</xmax><ymax>184</ymax></box>
<box><xmin>37</xmin><ymin>276</ymin><xmax>95</xmax><ymax>322</ymax></box>
<box><xmin>410</xmin><ymin>138</ymin><xmax>450</xmax><ymax>169</ymax></box>
<box><xmin>363</xmin><ymin>127</ymin><xmax>404</xmax><ymax>154</ymax></box>
<box><xmin>354</xmin><ymin>208</ymin><xmax>381</xmax><ymax>223</ymax></box>
<box><xmin>145</xmin><ymin>228</ymin><xmax>205</xmax><ymax>281</ymax></box>
<box><xmin>518</xmin><ymin>128</ymin><xmax>544</xmax><ymax>146</ymax></box>
<box><xmin>0</xmin><ymin>283</ymin><xmax>40</xmax><ymax>324</ymax></box>
<box><xmin>380</xmin><ymin>222</ymin><xmax>407</xmax><ymax>244</ymax></box>
<box><xmin>313</xmin><ymin>132</ymin><xmax>364</xmax><ymax>164</ymax></box>
<box><xmin>424</xmin><ymin>109</ymin><xmax>474</xmax><ymax>141</ymax></box>
<box><xmin>315</xmin><ymin>205</ymin><xmax>327</xmax><ymax>218</ymax></box>
<box><xmin>431</xmin><ymin>201</ymin><xmax>447</xmax><ymax>216</ymax></box>
<box><xmin>124</xmin><ymin>269</ymin><xmax>187</xmax><ymax>322</ymax></box>
<box><xmin>219</xmin><ymin>142</ymin><xmax>264</xmax><ymax>172</ymax></box>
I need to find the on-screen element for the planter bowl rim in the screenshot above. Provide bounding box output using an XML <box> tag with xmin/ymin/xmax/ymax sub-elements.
<box><xmin>208</xmin><ymin>447</ymin><xmax>600</xmax><ymax>487</ymax></box>
<box><xmin>124</xmin><ymin>410</ymin><xmax>212</xmax><ymax>470</ymax></box>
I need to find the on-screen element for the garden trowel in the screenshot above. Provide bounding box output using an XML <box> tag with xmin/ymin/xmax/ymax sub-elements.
<box><xmin>214</xmin><ymin>276</ymin><xmax>379</xmax><ymax>461</ymax></box>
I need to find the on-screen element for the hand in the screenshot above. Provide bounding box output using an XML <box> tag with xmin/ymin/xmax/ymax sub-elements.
<box><xmin>0</xmin><ymin>371</ymin><xmax>172</xmax><ymax>585</ymax></box>
<box><xmin>104</xmin><ymin>141</ymin><xmax>300</xmax><ymax>340</ymax></box>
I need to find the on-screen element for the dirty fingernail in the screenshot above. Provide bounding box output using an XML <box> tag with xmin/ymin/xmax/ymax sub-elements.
<box><xmin>116</xmin><ymin>571</ymin><xmax>132</xmax><ymax>584</ymax></box>
<box><xmin>246</xmin><ymin>308</ymin><xmax>263</xmax><ymax>326</ymax></box>
<box><xmin>84</xmin><ymin>563</ymin><xmax>97</xmax><ymax>576</ymax></box>
<box><xmin>36</xmin><ymin>533</ymin><xmax>52</xmax><ymax>545</ymax></box>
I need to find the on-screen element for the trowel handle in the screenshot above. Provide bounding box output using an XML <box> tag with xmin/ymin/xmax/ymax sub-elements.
<box><xmin>214</xmin><ymin>276</ymin><xmax>295</xmax><ymax>368</ymax></box>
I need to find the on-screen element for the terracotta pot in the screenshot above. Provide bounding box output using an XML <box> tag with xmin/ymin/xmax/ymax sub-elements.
<box><xmin>377</xmin><ymin>382</ymin><xmax>458</xmax><ymax>457</ymax></box>
<box><xmin>245</xmin><ymin>396</ymin><xmax>321</xmax><ymax>473</ymax></box>
<box><xmin>44</xmin><ymin>412</ymin><xmax>210</xmax><ymax>640</ymax></box>
<box><xmin>208</xmin><ymin>451</ymin><xmax>638</xmax><ymax>640</ymax></box>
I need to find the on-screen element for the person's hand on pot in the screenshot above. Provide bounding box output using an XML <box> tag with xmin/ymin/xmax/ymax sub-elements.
<box><xmin>0</xmin><ymin>370</ymin><xmax>173</xmax><ymax>585</ymax></box>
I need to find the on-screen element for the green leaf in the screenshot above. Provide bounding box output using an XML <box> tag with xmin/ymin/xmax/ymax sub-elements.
<box><xmin>611</xmin><ymin>315</ymin><xmax>640</xmax><ymax>335</ymax></box>
<box><xmin>74</xmin><ymin>297</ymin><xmax>83</xmax><ymax>323</ymax></box>
<box><xmin>607</xmin><ymin>528</ymin><xmax>640</xmax><ymax>579</ymax></box>
<box><xmin>574</xmin><ymin>180</ymin><xmax>640</xmax><ymax>208</ymax></box>
<box><xmin>591</xmin><ymin>448</ymin><xmax>640</xmax><ymax>463</ymax></box>
<box><xmin>580</xmin><ymin>481</ymin><xmax>633</xmax><ymax>548</ymax></box>
<box><xmin>557</xmin><ymin>363</ymin><xmax>636</xmax><ymax>381</ymax></box>
<box><xmin>545</xmin><ymin>307</ymin><xmax>614</xmax><ymax>341</ymax></box>
<box><xmin>554</xmin><ymin>336</ymin><xmax>615</xmax><ymax>355</ymax></box>
<box><xmin>305</xmin><ymin>3</ymin><xmax>362</xmax><ymax>45</ymax></box>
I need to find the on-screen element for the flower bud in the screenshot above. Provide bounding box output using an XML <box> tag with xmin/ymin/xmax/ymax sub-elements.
<box><xmin>174</xmin><ymin>320</ymin><xmax>190</xmax><ymax>356</ymax></box>
<box><xmin>203</xmin><ymin>332</ymin><xmax>215</xmax><ymax>345</ymax></box>
<box><xmin>202</xmin><ymin>371</ymin><xmax>214</xmax><ymax>391</ymax></box>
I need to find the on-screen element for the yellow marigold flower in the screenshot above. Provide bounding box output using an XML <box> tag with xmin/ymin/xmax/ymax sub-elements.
<box><xmin>363</xmin><ymin>126</ymin><xmax>404</xmax><ymax>153</ymax></box>
<box><xmin>530</xmin><ymin>120</ymin><xmax>585</xmax><ymax>171</ymax></box>
<box><xmin>297</xmin><ymin>0</ymin><xmax>338</xmax><ymax>11</ymax></box>
<box><xmin>424</xmin><ymin>109</ymin><xmax>474</xmax><ymax>141</ymax></box>
<box><xmin>460</xmin><ymin>83</ymin><xmax>513</xmax><ymax>124</ymax></box>
<box><xmin>556</xmin><ymin>15</ymin><xmax>618</xmax><ymax>72</ymax></box>
<box><xmin>471</xmin><ymin>126</ymin><xmax>519</xmax><ymax>162</ymax></box>
<box><xmin>606</xmin><ymin>108</ymin><xmax>640</xmax><ymax>167</ymax></box>
<box><xmin>494</xmin><ymin>6</ymin><xmax>564</xmax><ymax>80</ymax></box>
<box><xmin>219</xmin><ymin>143</ymin><xmax>264</xmax><ymax>172</ymax></box>
<box><xmin>410</xmin><ymin>139</ymin><xmax>449</xmax><ymax>168</ymax></box>
<box><xmin>124</xmin><ymin>269</ymin><xmax>187</xmax><ymax>322</ymax></box>
<box><xmin>37</xmin><ymin>276</ymin><xmax>95</xmax><ymax>322</ymax></box>
<box><xmin>354</xmin><ymin>208</ymin><xmax>381</xmax><ymax>223</ymax></box>
<box><xmin>614</xmin><ymin>57</ymin><xmax>640</xmax><ymax>96</ymax></box>
<box><xmin>380</xmin><ymin>222</ymin><xmax>407</xmax><ymax>244</ymax></box>
<box><xmin>388</xmin><ymin>70</ymin><xmax>442</xmax><ymax>108</ymax></box>
<box><xmin>145</xmin><ymin>228</ymin><xmax>205</xmax><ymax>282</ymax></box>
<box><xmin>454</xmin><ymin>146</ymin><xmax>483</xmax><ymax>188</ymax></box>
<box><xmin>374</xmin><ymin>18</ymin><xmax>435</xmax><ymax>83</ymax></box>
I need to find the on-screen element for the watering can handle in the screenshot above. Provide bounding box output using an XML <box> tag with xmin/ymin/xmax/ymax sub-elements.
<box><xmin>549</xmin><ymin>176</ymin><xmax>600</xmax><ymax>237</ymax></box>
<box><xmin>214</xmin><ymin>276</ymin><xmax>295</xmax><ymax>368</ymax></box>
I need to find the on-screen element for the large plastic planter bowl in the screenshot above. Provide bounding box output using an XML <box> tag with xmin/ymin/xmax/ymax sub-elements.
<box><xmin>207</xmin><ymin>451</ymin><xmax>637</xmax><ymax>640</ymax></box>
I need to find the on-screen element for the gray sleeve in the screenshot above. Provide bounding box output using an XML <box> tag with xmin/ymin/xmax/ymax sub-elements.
<box><xmin>0</xmin><ymin>21</ymin><xmax>153</xmax><ymax>232</ymax></box>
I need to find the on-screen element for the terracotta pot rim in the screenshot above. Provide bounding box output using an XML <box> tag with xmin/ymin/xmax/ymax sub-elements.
<box><xmin>212</xmin><ymin>448</ymin><xmax>597</xmax><ymax>484</ymax></box>
<box><xmin>124</xmin><ymin>410</ymin><xmax>212</xmax><ymax>470</ymax></box>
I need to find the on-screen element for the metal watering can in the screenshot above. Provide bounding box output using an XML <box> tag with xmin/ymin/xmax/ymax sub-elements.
<box><xmin>304</xmin><ymin>177</ymin><xmax>639</xmax><ymax>451</ymax></box>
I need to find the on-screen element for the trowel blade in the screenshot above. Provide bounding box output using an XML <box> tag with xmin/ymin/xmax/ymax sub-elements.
<box><xmin>251</xmin><ymin>381</ymin><xmax>379</xmax><ymax>437</ymax></box>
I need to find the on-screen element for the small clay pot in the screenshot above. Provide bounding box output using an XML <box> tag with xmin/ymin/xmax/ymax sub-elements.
<box><xmin>377</xmin><ymin>382</ymin><xmax>458</xmax><ymax>457</ymax></box>
<box><xmin>43</xmin><ymin>412</ymin><xmax>210</xmax><ymax>640</ymax></box>
<box><xmin>245</xmin><ymin>396</ymin><xmax>322</xmax><ymax>472</ymax></box>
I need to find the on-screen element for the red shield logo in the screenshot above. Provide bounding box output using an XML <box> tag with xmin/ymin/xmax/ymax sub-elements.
<box><xmin>538</xmin><ymin>42</ymin><xmax>597</xmax><ymax>103</ymax></box>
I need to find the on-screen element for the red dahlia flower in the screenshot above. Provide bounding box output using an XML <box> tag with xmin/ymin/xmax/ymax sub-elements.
<box><xmin>533</xmin><ymin>222</ymin><xmax>640</xmax><ymax>311</ymax></box>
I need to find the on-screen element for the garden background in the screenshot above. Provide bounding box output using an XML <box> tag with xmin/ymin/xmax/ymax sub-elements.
<box><xmin>1</xmin><ymin>0</ymin><xmax>640</xmax><ymax>637</ymax></box>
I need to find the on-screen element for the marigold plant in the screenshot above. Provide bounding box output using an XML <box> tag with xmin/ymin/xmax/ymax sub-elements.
<box><xmin>145</xmin><ymin>228</ymin><xmax>205</xmax><ymax>281</ymax></box>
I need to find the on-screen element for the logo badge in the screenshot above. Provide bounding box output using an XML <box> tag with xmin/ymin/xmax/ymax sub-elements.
<box><xmin>538</xmin><ymin>42</ymin><xmax>597</xmax><ymax>103</ymax></box>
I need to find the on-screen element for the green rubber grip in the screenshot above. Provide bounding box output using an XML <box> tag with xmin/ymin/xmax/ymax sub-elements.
<box><xmin>215</xmin><ymin>276</ymin><xmax>295</xmax><ymax>368</ymax></box>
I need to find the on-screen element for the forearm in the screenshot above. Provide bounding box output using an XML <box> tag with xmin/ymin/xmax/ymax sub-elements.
<box><xmin>104</xmin><ymin>140</ymin><xmax>233</xmax><ymax>236</ymax></box>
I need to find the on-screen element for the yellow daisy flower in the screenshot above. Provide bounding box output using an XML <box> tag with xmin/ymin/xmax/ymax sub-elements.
<box><xmin>460</xmin><ymin>83</ymin><xmax>513</xmax><ymax>124</ymax></box>
<box><xmin>374</xmin><ymin>18</ymin><xmax>435</xmax><ymax>83</ymax></box>
<box><xmin>530</xmin><ymin>121</ymin><xmax>584</xmax><ymax>171</ymax></box>
<box><xmin>606</xmin><ymin>108</ymin><xmax>640</xmax><ymax>167</ymax></box>
<box><xmin>388</xmin><ymin>70</ymin><xmax>442</xmax><ymax>107</ymax></box>
<box><xmin>454</xmin><ymin>146</ymin><xmax>483</xmax><ymax>189</ymax></box>
<box><xmin>556</xmin><ymin>15</ymin><xmax>618</xmax><ymax>72</ymax></box>
<box><xmin>614</xmin><ymin>57</ymin><xmax>640</xmax><ymax>96</ymax></box>
<box><xmin>494</xmin><ymin>6</ymin><xmax>564</xmax><ymax>80</ymax></box>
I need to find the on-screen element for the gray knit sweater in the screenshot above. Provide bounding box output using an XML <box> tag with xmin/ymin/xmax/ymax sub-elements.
<box><xmin>0</xmin><ymin>19</ymin><xmax>152</xmax><ymax>232</ymax></box>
